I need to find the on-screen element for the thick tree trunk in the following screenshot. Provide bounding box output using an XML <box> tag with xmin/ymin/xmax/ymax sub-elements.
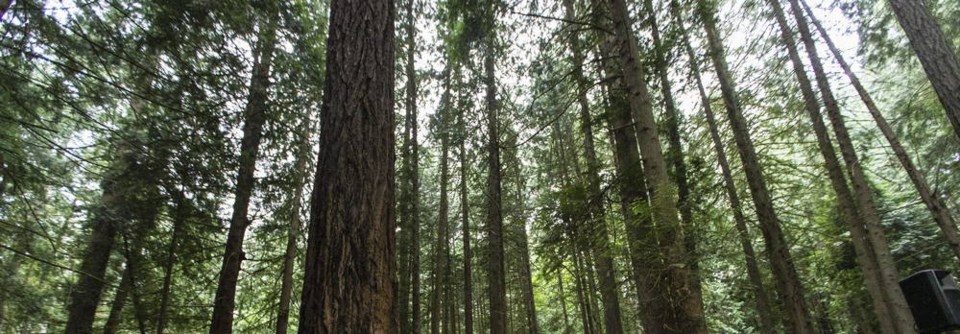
<box><xmin>887</xmin><ymin>0</ymin><xmax>960</xmax><ymax>141</ymax></box>
<box><xmin>609</xmin><ymin>0</ymin><xmax>705</xmax><ymax>331</ymax></box>
<box><xmin>296</xmin><ymin>0</ymin><xmax>396</xmax><ymax>331</ymax></box>
<box><xmin>697</xmin><ymin>2</ymin><xmax>813</xmax><ymax>333</ymax></box>
<box><xmin>801</xmin><ymin>0</ymin><xmax>960</xmax><ymax>262</ymax></box>
<box><xmin>669</xmin><ymin>3</ymin><xmax>776</xmax><ymax>331</ymax></box>
<box><xmin>276</xmin><ymin>116</ymin><xmax>312</xmax><ymax>334</ymax></box>
<box><xmin>562</xmin><ymin>0</ymin><xmax>626</xmax><ymax>332</ymax></box>
<box><xmin>209</xmin><ymin>11</ymin><xmax>278</xmax><ymax>333</ymax></box>
<box><xmin>787</xmin><ymin>1</ymin><xmax>917</xmax><ymax>332</ymax></box>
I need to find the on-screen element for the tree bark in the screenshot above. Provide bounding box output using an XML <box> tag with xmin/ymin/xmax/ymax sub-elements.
<box><xmin>787</xmin><ymin>1</ymin><xmax>917</xmax><ymax>332</ymax></box>
<box><xmin>276</xmin><ymin>115</ymin><xmax>312</xmax><ymax>334</ymax></box>
<box><xmin>157</xmin><ymin>188</ymin><xmax>186</xmax><ymax>334</ymax></box>
<box><xmin>397</xmin><ymin>0</ymin><xmax>421</xmax><ymax>332</ymax></box>
<box><xmin>697</xmin><ymin>1</ymin><xmax>813</xmax><ymax>333</ymax></box>
<box><xmin>483</xmin><ymin>12</ymin><xmax>508</xmax><ymax>333</ymax></box>
<box><xmin>457</xmin><ymin>66</ymin><xmax>474</xmax><ymax>334</ymax></box>
<box><xmin>801</xmin><ymin>0</ymin><xmax>960</xmax><ymax>263</ymax></box>
<box><xmin>669</xmin><ymin>2</ymin><xmax>777</xmax><ymax>331</ymax></box>
<box><xmin>209</xmin><ymin>10</ymin><xmax>278</xmax><ymax>333</ymax></box>
<box><xmin>103</xmin><ymin>261</ymin><xmax>133</xmax><ymax>334</ymax></box>
<box><xmin>609</xmin><ymin>0</ymin><xmax>705</xmax><ymax>331</ymax></box>
<box><xmin>562</xmin><ymin>0</ymin><xmax>626</xmax><ymax>332</ymax></box>
<box><xmin>431</xmin><ymin>66</ymin><xmax>452</xmax><ymax>334</ymax></box>
<box><xmin>887</xmin><ymin>0</ymin><xmax>960</xmax><ymax>141</ymax></box>
<box><xmin>296</xmin><ymin>0</ymin><xmax>396</xmax><ymax>331</ymax></box>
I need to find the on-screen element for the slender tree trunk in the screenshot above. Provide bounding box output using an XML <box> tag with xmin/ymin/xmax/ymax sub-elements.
<box><xmin>432</xmin><ymin>67</ymin><xmax>452</xmax><ymax>334</ymax></box>
<box><xmin>786</xmin><ymin>1</ymin><xmax>917</xmax><ymax>332</ymax></box>
<box><xmin>276</xmin><ymin>116</ymin><xmax>312</xmax><ymax>334</ymax></box>
<box><xmin>609</xmin><ymin>0</ymin><xmax>705</xmax><ymax>331</ymax></box>
<box><xmin>157</xmin><ymin>188</ymin><xmax>186</xmax><ymax>334</ymax></box>
<box><xmin>887</xmin><ymin>0</ymin><xmax>960</xmax><ymax>141</ymax></box>
<box><xmin>483</xmin><ymin>16</ymin><xmax>508</xmax><ymax>333</ymax></box>
<box><xmin>296</xmin><ymin>0</ymin><xmax>396</xmax><ymax>331</ymax></box>
<box><xmin>103</xmin><ymin>262</ymin><xmax>133</xmax><ymax>334</ymax></box>
<box><xmin>65</xmin><ymin>166</ymin><xmax>123</xmax><ymax>334</ymax></box>
<box><xmin>589</xmin><ymin>1</ymin><xmax>668</xmax><ymax>332</ymax></box>
<box><xmin>669</xmin><ymin>3</ymin><xmax>777</xmax><ymax>331</ymax></box>
<box><xmin>562</xmin><ymin>0</ymin><xmax>626</xmax><ymax>332</ymax></box>
<box><xmin>696</xmin><ymin>2</ymin><xmax>813</xmax><ymax>333</ymax></box>
<box><xmin>458</xmin><ymin>68</ymin><xmax>474</xmax><ymax>334</ymax></box>
<box><xmin>644</xmin><ymin>2</ymin><xmax>706</xmax><ymax>318</ymax></box>
<box><xmin>397</xmin><ymin>0</ymin><xmax>420</xmax><ymax>331</ymax></box>
<box><xmin>210</xmin><ymin>10</ymin><xmax>278</xmax><ymax>333</ymax></box>
<box><xmin>513</xmin><ymin>176</ymin><xmax>539</xmax><ymax>334</ymax></box>
<box><xmin>801</xmin><ymin>0</ymin><xmax>960</xmax><ymax>262</ymax></box>
<box><xmin>558</xmin><ymin>274</ymin><xmax>572</xmax><ymax>334</ymax></box>
<box><xmin>765</xmin><ymin>0</ymin><xmax>897</xmax><ymax>332</ymax></box>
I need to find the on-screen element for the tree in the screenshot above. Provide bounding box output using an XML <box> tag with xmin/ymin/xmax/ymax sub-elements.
<box><xmin>296</xmin><ymin>0</ymin><xmax>396</xmax><ymax>331</ymax></box>
<box><xmin>209</xmin><ymin>6</ymin><xmax>279</xmax><ymax>332</ymax></box>
<box><xmin>696</xmin><ymin>1</ymin><xmax>813</xmax><ymax>332</ymax></box>
<box><xmin>887</xmin><ymin>0</ymin><xmax>960</xmax><ymax>141</ymax></box>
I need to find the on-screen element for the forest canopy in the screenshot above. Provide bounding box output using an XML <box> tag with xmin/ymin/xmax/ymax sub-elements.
<box><xmin>1</xmin><ymin>0</ymin><xmax>960</xmax><ymax>333</ymax></box>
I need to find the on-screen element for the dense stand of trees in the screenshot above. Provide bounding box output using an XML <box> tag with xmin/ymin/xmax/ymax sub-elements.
<box><xmin>2</xmin><ymin>0</ymin><xmax>960</xmax><ymax>332</ymax></box>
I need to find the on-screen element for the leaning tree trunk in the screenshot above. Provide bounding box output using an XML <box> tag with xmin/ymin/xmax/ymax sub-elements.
<box><xmin>296</xmin><ymin>0</ymin><xmax>396</xmax><ymax>331</ymax></box>
<box><xmin>801</xmin><ymin>0</ymin><xmax>960</xmax><ymax>263</ymax></box>
<box><xmin>697</xmin><ymin>1</ymin><xmax>813</xmax><ymax>333</ymax></box>
<box><xmin>887</xmin><ymin>0</ymin><xmax>960</xmax><ymax>142</ymax></box>
<box><xmin>670</xmin><ymin>2</ymin><xmax>776</xmax><ymax>331</ymax></box>
<box><xmin>609</xmin><ymin>0</ymin><xmax>705</xmax><ymax>331</ymax></box>
<box><xmin>786</xmin><ymin>1</ymin><xmax>917</xmax><ymax>332</ymax></box>
<box><xmin>209</xmin><ymin>10</ymin><xmax>278</xmax><ymax>333</ymax></box>
<box><xmin>562</xmin><ymin>0</ymin><xmax>626</xmax><ymax>332</ymax></box>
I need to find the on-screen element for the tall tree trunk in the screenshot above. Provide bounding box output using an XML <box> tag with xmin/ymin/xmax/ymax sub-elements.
<box><xmin>589</xmin><ymin>0</ymin><xmax>668</xmax><ymax>332</ymax></box>
<box><xmin>397</xmin><ymin>0</ymin><xmax>420</xmax><ymax>332</ymax></box>
<box><xmin>608</xmin><ymin>0</ymin><xmax>705</xmax><ymax>331</ymax></box>
<box><xmin>887</xmin><ymin>0</ymin><xmax>960</xmax><ymax>141</ymax></box>
<box><xmin>209</xmin><ymin>10</ymin><xmax>278</xmax><ymax>333</ymax></box>
<box><xmin>458</xmin><ymin>67</ymin><xmax>474</xmax><ymax>334</ymax></box>
<box><xmin>786</xmin><ymin>1</ymin><xmax>916</xmax><ymax>332</ymax></box>
<box><xmin>669</xmin><ymin>3</ymin><xmax>776</xmax><ymax>331</ymax></box>
<box><xmin>643</xmin><ymin>2</ymin><xmax>706</xmax><ymax>317</ymax></box>
<box><xmin>696</xmin><ymin>1</ymin><xmax>813</xmax><ymax>333</ymax></box>
<box><xmin>432</xmin><ymin>67</ymin><xmax>452</xmax><ymax>334</ymax></box>
<box><xmin>276</xmin><ymin>115</ymin><xmax>313</xmax><ymax>334</ymax></box>
<box><xmin>801</xmin><ymin>0</ymin><xmax>960</xmax><ymax>262</ymax></box>
<box><xmin>296</xmin><ymin>0</ymin><xmax>396</xmax><ymax>331</ymax></box>
<box><xmin>562</xmin><ymin>0</ymin><xmax>626</xmax><ymax>332</ymax></box>
<box><xmin>764</xmin><ymin>0</ymin><xmax>897</xmax><ymax>332</ymax></box>
<box><xmin>483</xmin><ymin>14</ymin><xmax>508</xmax><ymax>333</ymax></box>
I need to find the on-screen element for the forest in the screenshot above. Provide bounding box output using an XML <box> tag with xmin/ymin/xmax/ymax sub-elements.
<box><xmin>1</xmin><ymin>0</ymin><xmax>960</xmax><ymax>332</ymax></box>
